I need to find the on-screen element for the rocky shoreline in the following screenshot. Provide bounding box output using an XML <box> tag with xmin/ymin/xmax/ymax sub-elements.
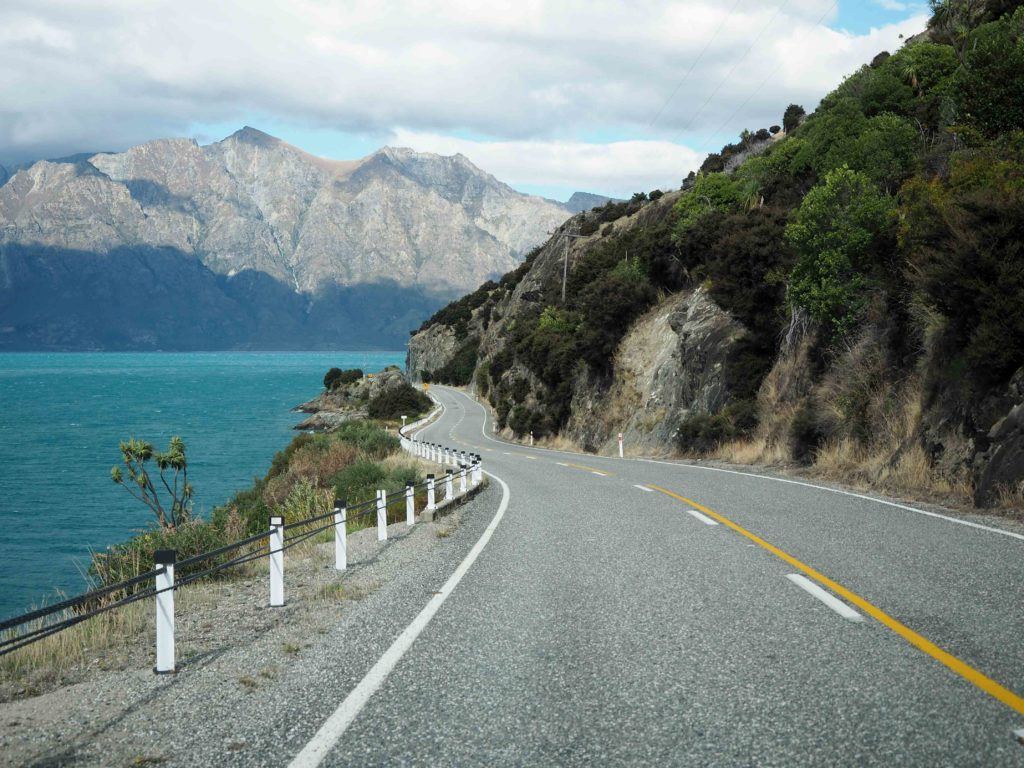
<box><xmin>291</xmin><ymin>365</ymin><xmax>409</xmax><ymax>431</ymax></box>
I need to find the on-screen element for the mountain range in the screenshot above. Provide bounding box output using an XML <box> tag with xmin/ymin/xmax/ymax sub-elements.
<box><xmin>0</xmin><ymin>128</ymin><xmax>578</xmax><ymax>350</ymax></box>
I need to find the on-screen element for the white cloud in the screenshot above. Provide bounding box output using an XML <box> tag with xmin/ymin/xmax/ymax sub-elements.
<box><xmin>0</xmin><ymin>0</ymin><xmax>927</xmax><ymax>191</ymax></box>
<box><xmin>390</xmin><ymin>130</ymin><xmax>704</xmax><ymax>197</ymax></box>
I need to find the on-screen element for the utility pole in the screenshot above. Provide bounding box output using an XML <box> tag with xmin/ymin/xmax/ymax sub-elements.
<box><xmin>548</xmin><ymin>224</ymin><xmax>586</xmax><ymax>303</ymax></box>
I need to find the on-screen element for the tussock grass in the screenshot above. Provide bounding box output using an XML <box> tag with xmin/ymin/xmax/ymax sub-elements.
<box><xmin>0</xmin><ymin>583</ymin><xmax>218</xmax><ymax>690</ymax></box>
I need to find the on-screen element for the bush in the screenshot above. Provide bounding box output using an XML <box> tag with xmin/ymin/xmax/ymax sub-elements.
<box><xmin>790</xmin><ymin>403</ymin><xmax>826</xmax><ymax>464</ymax></box>
<box><xmin>367</xmin><ymin>382</ymin><xmax>432</xmax><ymax>421</ymax></box>
<box><xmin>331</xmin><ymin>419</ymin><xmax>401</xmax><ymax>458</ymax></box>
<box><xmin>902</xmin><ymin>150</ymin><xmax>1024</xmax><ymax>384</ymax></box>
<box><xmin>954</xmin><ymin>8</ymin><xmax>1024</xmax><ymax>136</ymax></box>
<box><xmin>672</xmin><ymin>173</ymin><xmax>752</xmax><ymax>240</ymax></box>
<box><xmin>474</xmin><ymin>361</ymin><xmax>490</xmax><ymax>396</ymax></box>
<box><xmin>677</xmin><ymin>413</ymin><xmax>735</xmax><ymax>453</ymax></box>
<box><xmin>90</xmin><ymin>518</ymin><xmax>237</xmax><ymax>592</ymax></box>
<box><xmin>330</xmin><ymin>458</ymin><xmax>387</xmax><ymax>505</ymax></box>
<box><xmin>417</xmin><ymin>280</ymin><xmax>497</xmax><ymax>336</ymax></box>
<box><xmin>323</xmin><ymin>367</ymin><xmax>363</xmax><ymax>390</ymax></box>
<box><xmin>786</xmin><ymin>167</ymin><xmax>897</xmax><ymax>337</ymax></box>
<box><xmin>432</xmin><ymin>337</ymin><xmax>479</xmax><ymax>385</ymax></box>
<box><xmin>783</xmin><ymin>104</ymin><xmax>806</xmax><ymax>133</ymax></box>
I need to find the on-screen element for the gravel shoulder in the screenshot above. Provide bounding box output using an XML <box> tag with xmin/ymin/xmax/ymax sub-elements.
<box><xmin>0</xmin><ymin>476</ymin><xmax>497</xmax><ymax>767</ymax></box>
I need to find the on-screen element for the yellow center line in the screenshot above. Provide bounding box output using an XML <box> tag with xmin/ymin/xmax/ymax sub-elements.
<box><xmin>564</xmin><ymin>461</ymin><xmax>613</xmax><ymax>476</ymax></box>
<box><xmin>647</xmin><ymin>484</ymin><xmax>1024</xmax><ymax>717</ymax></box>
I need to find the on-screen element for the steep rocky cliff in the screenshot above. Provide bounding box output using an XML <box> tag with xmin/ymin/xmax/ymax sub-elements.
<box><xmin>0</xmin><ymin>128</ymin><xmax>571</xmax><ymax>350</ymax></box>
<box><xmin>408</xmin><ymin>1</ymin><xmax>1024</xmax><ymax>511</ymax></box>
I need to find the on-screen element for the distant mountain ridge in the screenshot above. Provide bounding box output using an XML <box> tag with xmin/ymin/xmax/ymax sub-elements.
<box><xmin>562</xmin><ymin>191</ymin><xmax>621</xmax><ymax>213</ymax></box>
<box><xmin>0</xmin><ymin>128</ymin><xmax>572</xmax><ymax>350</ymax></box>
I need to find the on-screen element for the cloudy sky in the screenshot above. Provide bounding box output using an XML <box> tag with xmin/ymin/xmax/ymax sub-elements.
<box><xmin>0</xmin><ymin>0</ymin><xmax>928</xmax><ymax>199</ymax></box>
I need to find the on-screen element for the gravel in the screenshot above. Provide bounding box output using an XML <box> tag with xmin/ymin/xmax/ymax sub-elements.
<box><xmin>0</xmin><ymin>478</ymin><xmax>495</xmax><ymax>767</ymax></box>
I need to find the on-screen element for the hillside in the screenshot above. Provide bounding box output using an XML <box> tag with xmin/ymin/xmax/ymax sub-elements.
<box><xmin>408</xmin><ymin>0</ymin><xmax>1024</xmax><ymax>511</ymax></box>
<box><xmin>0</xmin><ymin>129</ymin><xmax>571</xmax><ymax>350</ymax></box>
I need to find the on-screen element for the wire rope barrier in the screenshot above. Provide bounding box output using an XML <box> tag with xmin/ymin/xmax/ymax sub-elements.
<box><xmin>0</xmin><ymin>419</ymin><xmax>483</xmax><ymax>674</ymax></box>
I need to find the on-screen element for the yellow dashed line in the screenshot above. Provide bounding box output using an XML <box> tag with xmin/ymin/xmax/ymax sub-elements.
<box><xmin>647</xmin><ymin>484</ymin><xmax>1024</xmax><ymax>717</ymax></box>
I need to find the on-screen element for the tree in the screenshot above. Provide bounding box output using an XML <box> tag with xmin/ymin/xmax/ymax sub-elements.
<box><xmin>783</xmin><ymin>104</ymin><xmax>806</xmax><ymax>133</ymax></box>
<box><xmin>111</xmin><ymin>436</ymin><xmax>193</xmax><ymax>529</ymax></box>
<box><xmin>785</xmin><ymin>167</ymin><xmax>896</xmax><ymax>337</ymax></box>
<box><xmin>324</xmin><ymin>367</ymin><xmax>363</xmax><ymax>390</ymax></box>
<box><xmin>324</xmin><ymin>367</ymin><xmax>343</xmax><ymax>390</ymax></box>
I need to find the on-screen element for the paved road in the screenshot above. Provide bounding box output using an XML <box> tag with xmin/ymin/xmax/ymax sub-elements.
<box><xmin>286</xmin><ymin>385</ymin><xmax>1024</xmax><ymax>766</ymax></box>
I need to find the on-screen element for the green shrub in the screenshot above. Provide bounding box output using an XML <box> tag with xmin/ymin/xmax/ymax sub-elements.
<box><xmin>677</xmin><ymin>413</ymin><xmax>735</xmax><ymax>453</ymax></box>
<box><xmin>902</xmin><ymin>150</ymin><xmax>1024</xmax><ymax>384</ymax></box>
<box><xmin>783</xmin><ymin>104</ymin><xmax>806</xmax><ymax>133</ymax></box>
<box><xmin>474</xmin><ymin>361</ymin><xmax>490</xmax><ymax>396</ymax></box>
<box><xmin>367</xmin><ymin>382</ymin><xmax>432</xmax><ymax>421</ymax></box>
<box><xmin>672</xmin><ymin>173</ymin><xmax>752</xmax><ymax>240</ymax></box>
<box><xmin>323</xmin><ymin>367</ymin><xmax>363</xmax><ymax>390</ymax></box>
<box><xmin>786</xmin><ymin>167</ymin><xmax>897</xmax><ymax>337</ymax></box>
<box><xmin>330</xmin><ymin>458</ymin><xmax>387</xmax><ymax>505</ymax></box>
<box><xmin>432</xmin><ymin>337</ymin><xmax>479</xmax><ymax>385</ymax></box>
<box><xmin>90</xmin><ymin>517</ymin><xmax>235</xmax><ymax>592</ymax></box>
<box><xmin>954</xmin><ymin>8</ymin><xmax>1024</xmax><ymax>136</ymax></box>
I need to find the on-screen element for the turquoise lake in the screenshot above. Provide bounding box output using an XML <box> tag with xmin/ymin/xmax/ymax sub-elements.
<box><xmin>0</xmin><ymin>351</ymin><xmax>405</xmax><ymax>621</ymax></box>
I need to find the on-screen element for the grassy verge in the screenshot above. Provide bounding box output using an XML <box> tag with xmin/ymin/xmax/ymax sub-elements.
<box><xmin>1</xmin><ymin>418</ymin><xmax>430</xmax><ymax>687</ymax></box>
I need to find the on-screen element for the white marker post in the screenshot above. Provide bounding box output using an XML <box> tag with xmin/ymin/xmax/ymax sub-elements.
<box><xmin>269</xmin><ymin>515</ymin><xmax>284</xmax><ymax>607</ymax></box>
<box><xmin>459</xmin><ymin>465</ymin><xmax>467</xmax><ymax>494</ymax></box>
<box><xmin>334</xmin><ymin>498</ymin><xmax>347</xmax><ymax>571</ymax></box>
<box><xmin>154</xmin><ymin>549</ymin><xmax>175</xmax><ymax>674</ymax></box>
<box><xmin>377</xmin><ymin>490</ymin><xmax>388</xmax><ymax>541</ymax></box>
<box><xmin>405</xmin><ymin>482</ymin><xmax>415</xmax><ymax>526</ymax></box>
<box><xmin>530</xmin><ymin>431</ymin><xmax>534</xmax><ymax>447</ymax></box>
<box><xmin>427</xmin><ymin>474</ymin><xmax>436</xmax><ymax>511</ymax></box>
<box><xmin>618</xmin><ymin>432</ymin><xmax>624</xmax><ymax>459</ymax></box>
<box><xmin>446</xmin><ymin>469</ymin><xmax>454</xmax><ymax>501</ymax></box>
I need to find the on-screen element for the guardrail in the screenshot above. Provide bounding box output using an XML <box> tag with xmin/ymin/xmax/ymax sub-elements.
<box><xmin>0</xmin><ymin>411</ymin><xmax>482</xmax><ymax>676</ymax></box>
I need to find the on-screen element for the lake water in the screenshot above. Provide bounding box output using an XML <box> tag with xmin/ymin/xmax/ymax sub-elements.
<box><xmin>0</xmin><ymin>351</ymin><xmax>405</xmax><ymax>621</ymax></box>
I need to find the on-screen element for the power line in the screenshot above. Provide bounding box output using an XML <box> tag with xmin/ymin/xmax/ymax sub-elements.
<box><xmin>677</xmin><ymin>0</ymin><xmax>792</xmax><ymax>137</ymax></box>
<box><xmin>698</xmin><ymin>0</ymin><xmax>840</xmax><ymax>152</ymax></box>
<box><xmin>649</xmin><ymin>0</ymin><xmax>744</xmax><ymax>128</ymax></box>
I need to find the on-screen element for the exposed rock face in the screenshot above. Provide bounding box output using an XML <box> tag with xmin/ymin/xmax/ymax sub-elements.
<box><xmin>406</xmin><ymin>324</ymin><xmax>460</xmax><ymax>381</ymax></box>
<box><xmin>564</xmin><ymin>288</ymin><xmax>745</xmax><ymax>452</ymax></box>
<box><xmin>973</xmin><ymin>369</ymin><xmax>1024</xmax><ymax>505</ymax></box>
<box><xmin>293</xmin><ymin>366</ymin><xmax>409</xmax><ymax>431</ymax></box>
<box><xmin>0</xmin><ymin>128</ymin><xmax>571</xmax><ymax>350</ymax></box>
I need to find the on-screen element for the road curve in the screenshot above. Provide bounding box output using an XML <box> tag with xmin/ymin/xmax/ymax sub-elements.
<box><xmin>292</xmin><ymin>384</ymin><xmax>1024</xmax><ymax>766</ymax></box>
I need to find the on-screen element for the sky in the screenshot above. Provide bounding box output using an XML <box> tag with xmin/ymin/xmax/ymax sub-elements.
<box><xmin>0</xmin><ymin>0</ymin><xmax>929</xmax><ymax>200</ymax></box>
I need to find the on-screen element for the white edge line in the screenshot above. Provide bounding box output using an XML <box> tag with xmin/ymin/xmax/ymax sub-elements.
<box><xmin>591</xmin><ymin>471</ymin><xmax>607</xmax><ymax>477</ymax></box>
<box><xmin>684</xmin><ymin>507</ymin><xmax>718</xmax><ymax>526</ymax></box>
<box><xmin>453</xmin><ymin>385</ymin><xmax>1023</xmax><ymax>544</ymax></box>
<box><xmin>633</xmin><ymin>484</ymin><xmax>654</xmax><ymax>492</ymax></box>
<box><xmin>786</xmin><ymin>573</ymin><xmax>863</xmax><ymax>623</ymax></box>
<box><xmin>289</xmin><ymin>413</ymin><xmax>512</xmax><ymax>768</ymax></box>
<box><xmin>638</xmin><ymin>458</ymin><xmax>1024</xmax><ymax>543</ymax></box>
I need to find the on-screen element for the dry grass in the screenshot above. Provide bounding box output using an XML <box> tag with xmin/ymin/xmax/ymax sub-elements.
<box><xmin>995</xmin><ymin>481</ymin><xmax>1024</xmax><ymax>519</ymax></box>
<box><xmin>537</xmin><ymin>433</ymin><xmax>583</xmax><ymax>452</ymax></box>
<box><xmin>0</xmin><ymin>582</ymin><xmax>220</xmax><ymax>689</ymax></box>
<box><xmin>714</xmin><ymin>435</ymin><xmax>789</xmax><ymax>465</ymax></box>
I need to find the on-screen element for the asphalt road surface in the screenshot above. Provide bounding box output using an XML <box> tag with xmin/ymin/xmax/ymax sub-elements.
<box><xmin>282</xmin><ymin>384</ymin><xmax>1024</xmax><ymax>767</ymax></box>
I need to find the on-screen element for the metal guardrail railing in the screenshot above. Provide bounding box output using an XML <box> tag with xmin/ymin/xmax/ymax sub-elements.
<box><xmin>0</xmin><ymin>412</ymin><xmax>483</xmax><ymax>677</ymax></box>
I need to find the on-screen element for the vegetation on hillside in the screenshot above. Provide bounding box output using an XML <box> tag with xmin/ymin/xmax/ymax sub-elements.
<box><xmin>323</xmin><ymin>367</ymin><xmax>363</xmax><ymax>390</ymax></box>
<box><xmin>417</xmin><ymin>0</ymin><xmax>1024</xmax><ymax>491</ymax></box>
<box><xmin>91</xmin><ymin>419</ymin><xmax>422</xmax><ymax>591</ymax></box>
